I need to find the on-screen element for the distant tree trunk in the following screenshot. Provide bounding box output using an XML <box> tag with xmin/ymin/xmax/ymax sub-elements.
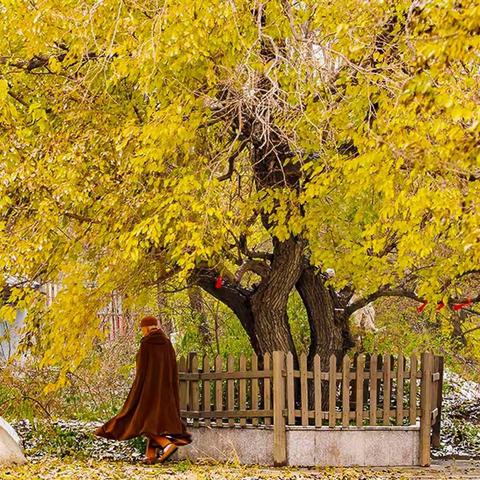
<box><xmin>156</xmin><ymin>282</ymin><xmax>173</xmax><ymax>338</ymax></box>
<box><xmin>451</xmin><ymin>310</ymin><xmax>467</xmax><ymax>346</ymax></box>
<box><xmin>188</xmin><ymin>287</ymin><xmax>212</xmax><ymax>349</ymax></box>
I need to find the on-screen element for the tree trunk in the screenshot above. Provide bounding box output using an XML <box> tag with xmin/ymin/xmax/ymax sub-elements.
<box><xmin>296</xmin><ymin>265</ymin><xmax>354</xmax><ymax>368</ymax></box>
<box><xmin>194</xmin><ymin>237</ymin><xmax>304</xmax><ymax>359</ymax></box>
<box><xmin>250</xmin><ymin>237</ymin><xmax>303</xmax><ymax>357</ymax></box>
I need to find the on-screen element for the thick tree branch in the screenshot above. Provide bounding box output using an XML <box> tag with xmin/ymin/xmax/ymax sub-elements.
<box><xmin>346</xmin><ymin>287</ymin><xmax>422</xmax><ymax>315</ymax></box>
<box><xmin>191</xmin><ymin>266</ymin><xmax>259</xmax><ymax>353</ymax></box>
<box><xmin>347</xmin><ymin>286</ymin><xmax>480</xmax><ymax>316</ymax></box>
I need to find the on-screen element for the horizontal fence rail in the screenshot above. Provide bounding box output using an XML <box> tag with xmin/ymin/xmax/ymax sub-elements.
<box><xmin>178</xmin><ymin>351</ymin><xmax>443</xmax><ymax>466</ymax></box>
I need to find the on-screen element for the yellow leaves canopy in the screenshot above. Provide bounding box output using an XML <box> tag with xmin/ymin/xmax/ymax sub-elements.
<box><xmin>0</xmin><ymin>0</ymin><xmax>478</xmax><ymax>374</ymax></box>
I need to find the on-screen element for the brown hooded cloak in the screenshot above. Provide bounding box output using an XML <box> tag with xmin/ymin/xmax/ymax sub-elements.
<box><xmin>95</xmin><ymin>329</ymin><xmax>191</xmax><ymax>444</ymax></box>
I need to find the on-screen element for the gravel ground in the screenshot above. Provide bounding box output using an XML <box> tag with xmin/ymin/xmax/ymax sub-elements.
<box><xmin>12</xmin><ymin>419</ymin><xmax>145</xmax><ymax>462</ymax></box>
<box><xmin>432</xmin><ymin>371</ymin><xmax>480</xmax><ymax>458</ymax></box>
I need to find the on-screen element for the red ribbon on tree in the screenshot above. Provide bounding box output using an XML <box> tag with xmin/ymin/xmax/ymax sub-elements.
<box><xmin>418</xmin><ymin>298</ymin><xmax>473</xmax><ymax>313</ymax></box>
<box><xmin>215</xmin><ymin>276</ymin><xmax>223</xmax><ymax>289</ymax></box>
<box><xmin>453</xmin><ymin>298</ymin><xmax>472</xmax><ymax>311</ymax></box>
<box><xmin>435</xmin><ymin>301</ymin><xmax>445</xmax><ymax>312</ymax></box>
<box><xmin>417</xmin><ymin>301</ymin><xmax>428</xmax><ymax>313</ymax></box>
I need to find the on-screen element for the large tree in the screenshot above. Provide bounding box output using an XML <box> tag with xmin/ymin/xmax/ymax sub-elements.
<box><xmin>0</xmin><ymin>0</ymin><xmax>479</xmax><ymax>380</ymax></box>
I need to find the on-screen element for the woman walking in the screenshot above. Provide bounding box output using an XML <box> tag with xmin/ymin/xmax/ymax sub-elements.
<box><xmin>95</xmin><ymin>316</ymin><xmax>191</xmax><ymax>464</ymax></box>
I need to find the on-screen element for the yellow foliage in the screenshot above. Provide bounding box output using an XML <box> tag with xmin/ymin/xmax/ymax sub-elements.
<box><xmin>0</xmin><ymin>0</ymin><xmax>478</xmax><ymax>376</ymax></box>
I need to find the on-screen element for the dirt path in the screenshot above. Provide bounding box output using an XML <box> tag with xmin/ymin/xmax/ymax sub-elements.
<box><xmin>1</xmin><ymin>459</ymin><xmax>479</xmax><ymax>479</ymax></box>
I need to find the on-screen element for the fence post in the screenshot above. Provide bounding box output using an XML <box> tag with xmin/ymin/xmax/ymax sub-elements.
<box><xmin>432</xmin><ymin>356</ymin><xmax>444</xmax><ymax>448</ymax></box>
<box><xmin>419</xmin><ymin>352</ymin><xmax>434</xmax><ymax>466</ymax></box>
<box><xmin>273</xmin><ymin>351</ymin><xmax>287</xmax><ymax>466</ymax></box>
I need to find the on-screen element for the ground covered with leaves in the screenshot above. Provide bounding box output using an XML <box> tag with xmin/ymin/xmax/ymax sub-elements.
<box><xmin>2</xmin><ymin>458</ymin><xmax>480</xmax><ymax>480</ymax></box>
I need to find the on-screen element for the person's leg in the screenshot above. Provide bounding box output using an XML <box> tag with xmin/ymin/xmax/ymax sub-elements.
<box><xmin>144</xmin><ymin>437</ymin><xmax>159</xmax><ymax>464</ymax></box>
<box><xmin>150</xmin><ymin>435</ymin><xmax>178</xmax><ymax>463</ymax></box>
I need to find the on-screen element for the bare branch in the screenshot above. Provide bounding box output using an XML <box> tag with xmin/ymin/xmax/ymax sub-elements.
<box><xmin>63</xmin><ymin>212</ymin><xmax>100</xmax><ymax>224</ymax></box>
<box><xmin>1</xmin><ymin>50</ymin><xmax>109</xmax><ymax>72</ymax></box>
<box><xmin>217</xmin><ymin>139</ymin><xmax>248</xmax><ymax>181</ymax></box>
<box><xmin>463</xmin><ymin>323</ymin><xmax>480</xmax><ymax>336</ymax></box>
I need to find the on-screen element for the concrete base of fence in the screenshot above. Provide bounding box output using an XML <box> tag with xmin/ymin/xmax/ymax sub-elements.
<box><xmin>176</xmin><ymin>424</ymin><xmax>420</xmax><ymax>467</ymax></box>
<box><xmin>176</xmin><ymin>425</ymin><xmax>274</xmax><ymax>465</ymax></box>
<box><xmin>287</xmin><ymin>426</ymin><xmax>420</xmax><ymax>466</ymax></box>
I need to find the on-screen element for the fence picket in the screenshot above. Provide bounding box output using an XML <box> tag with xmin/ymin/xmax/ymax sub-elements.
<box><xmin>272</xmin><ymin>351</ymin><xmax>286</xmax><ymax>466</ymax></box>
<box><xmin>188</xmin><ymin>352</ymin><xmax>195</xmax><ymax>410</ymax></box>
<box><xmin>203</xmin><ymin>356</ymin><xmax>211</xmax><ymax>427</ymax></box>
<box><xmin>300</xmin><ymin>352</ymin><xmax>308</xmax><ymax>426</ymax></box>
<box><xmin>240</xmin><ymin>354</ymin><xmax>247</xmax><ymax>427</ymax></box>
<box><xmin>329</xmin><ymin>354</ymin><xmax>336</xmax><ymax>428</ymax></box>
<box><xmin>369</xmin><ymin>354</ymin><xmax>377</xmax><ymax>425</ymax></box>
<box><xmin>432</xmin><ymin>356</ymin><xmax>444</xmax><ymax>448</ymax></box>
<box><xmin>314</xmin><ymin>354</ymin><xmax>322</xmax><ymax>427</ymax></box>
<box><xmin>396</xmin><ymin>354</ymin><xmax>404</xmax><ymax>425</ymax></box>
<box><xmin>227</xmin><ymin>355</ymin><xmax>235</xmax><ymax>427</ymax></box>
<box><xmin>191</xmin><ymin>354</ymin><xmax>199</xmax><ymax>428</ymax></box>
<box><xmin>356</xmin><ymin>354</ymin><xmax>364</xmax><ymax>426</ymax></box>
<box><xmin>409</xmin><ymin>354</ymin><xmax>417</xmax><ymax>425</ymax></box>
<box><xmin>383</xmin><ymin>354</ymin><xmax>391</xmax><ymax>425</ymax></box>
<box><xmin>286</xmin><ymin>352</ymin><xmax>295</xmax><ymax>425</ymax></box>
<box><xmin>264</xmin><ymin>353</ymin><xmax>272</xmax><ymax>426</ymax></box>
<box><xmin>179</xmin><ymin>356</ymin><xmax>187</xmax><ymax>412</ymax></box>
<box><xmin>251</xmin><ymin>353</ymin><xmax>259</xmax><ymax>426</ymax></box>
<box><xmin>342</xmin><ymin>355</ymin><xmax>350</xmax><ymax>427</ymax></box>
<box><xmin>215</xmin><ymin>355</ymin><xmax>223</xmax><ymax>427</ymax></box>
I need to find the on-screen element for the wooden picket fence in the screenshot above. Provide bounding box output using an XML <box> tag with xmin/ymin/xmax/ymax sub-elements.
<box><xmin>178</xmin><ymin>351</ymin><xmax>443</xmax><ymax>466</ymax></box>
